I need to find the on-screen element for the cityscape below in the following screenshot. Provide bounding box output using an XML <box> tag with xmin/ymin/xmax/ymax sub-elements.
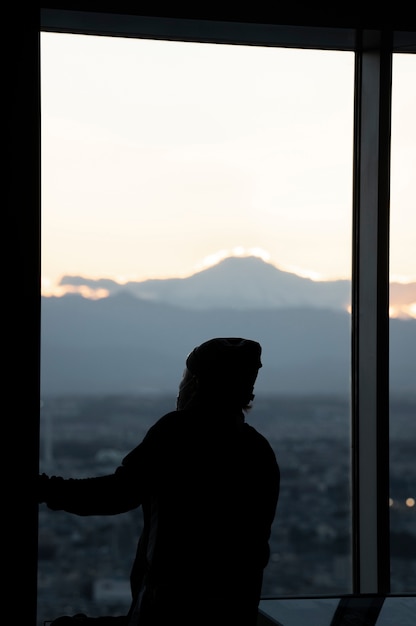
<box><xmin>38</xmin><ymin>393</ymin><xmax>416</xmax><ymax>626</ymax></box>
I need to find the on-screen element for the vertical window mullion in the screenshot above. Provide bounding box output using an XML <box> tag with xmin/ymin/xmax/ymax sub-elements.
<box><xmin>352</xmin><ymin>29</ymin><xmax>392</xmax><ymax>595</ymax></box>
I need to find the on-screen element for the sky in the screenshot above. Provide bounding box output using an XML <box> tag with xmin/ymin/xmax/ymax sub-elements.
<box><xmin>40</xmin><ymin>32</ymin><xmax>415</xmax><ymax>298</ymax></box>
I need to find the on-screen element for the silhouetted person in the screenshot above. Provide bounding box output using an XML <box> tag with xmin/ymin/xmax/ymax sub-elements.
<box><xmin>38</xmin><ymin>337</ymin><xmax>280</xmax><ymax>626</ymax></box>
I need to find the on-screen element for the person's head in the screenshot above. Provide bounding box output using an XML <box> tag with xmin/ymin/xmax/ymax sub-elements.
<box><xmin>176</xmin><ymin>337</ymin><xmax>262</xmax><ymax>411</ymax></box>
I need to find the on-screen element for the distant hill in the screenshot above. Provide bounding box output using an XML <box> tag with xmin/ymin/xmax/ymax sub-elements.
<box><xmin>41</xmin><ymin>258</ymin><xmax>415</xmax><ymax>397</ymax></box>
<box><xmin>59</xmin><ymin>256</ymin><xmax>415</xmax><ymax>313</ymax></box>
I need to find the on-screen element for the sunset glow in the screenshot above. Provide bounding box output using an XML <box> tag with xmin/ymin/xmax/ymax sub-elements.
<box><xmin>195</xmin><ymin>247</ymin><xmax>271</xmax><ymax>272</ymax></box>
<box><xmin>40</xmin><ymin>35</ymin><xmax>415</xmax><ymax>315</ymax></box>
<box><xmin>389</xmin><ymin>303</ymin><xmax>416</xmax><ymax>320</ymax></box>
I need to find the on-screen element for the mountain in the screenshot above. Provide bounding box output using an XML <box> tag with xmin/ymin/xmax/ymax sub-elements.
<box><xmin>60</xmin><ymin>256</ymin><xmax>351</xmax><ymax>309</ymax></box>
<box><xmin>59</xmin><ymin>256</ymin><xmax>416</xmax><ymax>313</ymax></box>
<box><xmin>41</xmin><ymin>258</ymin><xmax>415</xmax><ymax>397</ymax></box>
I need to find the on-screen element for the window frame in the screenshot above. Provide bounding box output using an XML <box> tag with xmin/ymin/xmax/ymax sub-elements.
<box><xmin>32</xmin><ymin>8</ymin><xmax>416</xmax><ymax>620</ymax></box>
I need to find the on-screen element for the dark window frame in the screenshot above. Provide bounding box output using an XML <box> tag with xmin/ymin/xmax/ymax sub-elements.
<box><xmin>18</xmin><ymin>10</ymin><xmax>413</xmax><ymax>625</ymax></box>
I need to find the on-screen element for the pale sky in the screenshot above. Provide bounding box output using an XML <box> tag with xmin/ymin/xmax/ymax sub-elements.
<box><xmin>40</xmin><ymin>32</ymin><xmax>415</xmax><ymax>296</ymax></box>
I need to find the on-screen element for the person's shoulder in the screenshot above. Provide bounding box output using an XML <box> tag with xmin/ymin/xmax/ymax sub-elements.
<box><xmin>240</xmin><ymin>424</ymin><xmax>280</xmax><ymax>481</ymax></box>
<box><xmin>122</xmin><ymin>410</ymin><xmax>184</xmax><ymax>465</ymax></box>
<box><xmin>146</xmin><ymin>409</ymin><xmax>194</xmax><ymax>436</ymax></box>
<box><xmin>146</xmin><ymin>410</ymin><xmax>179</xmax><ymax>433</ymax></box>
<box><xmin>242</xmin><ymin>421</ymin><xmax>268</xmax><ymax>439</ymax></box>
<box><xmin>242</xmin><ymin>422</ymin><xmax>276</xmax><ymax>451</ymax></box>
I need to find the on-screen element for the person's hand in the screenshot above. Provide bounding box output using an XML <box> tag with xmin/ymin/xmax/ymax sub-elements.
<box><xmin>37</xmin><ymin>473</ymin><xmax>51</xmax><ymax>503</ymax></box>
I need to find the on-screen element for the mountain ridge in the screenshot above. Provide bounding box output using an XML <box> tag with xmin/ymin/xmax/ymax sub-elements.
<box><xmin>57</xmin><ymin>256</ymin><xmax>415</xmax><ymax>313</ymax></box>
<box><xmin>41</xmin><ymin>257</ymin><xmax>416</xmax><ymax>396</ymax></box>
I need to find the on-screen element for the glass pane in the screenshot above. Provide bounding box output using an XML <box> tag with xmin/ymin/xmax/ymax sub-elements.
<box><xmin>39</xmin><ymin>32</ymin><xmax>354</xmax><ymax>625</ymax></box>
<box><xmin>389</xmin><ymin>52</ymin><xmax>416</xmax><ymax>593</ymax></box>
<box><xmin>260</xmin><ymin>596</ymin><xmax>416</xmax><ymax>626</ymax></box>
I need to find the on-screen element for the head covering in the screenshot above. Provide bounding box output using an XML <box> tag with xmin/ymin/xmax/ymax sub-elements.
<box><xmin>185</xmin><ymin>337</ymin><xmax>262</xmax><ymax>406</ymax></box>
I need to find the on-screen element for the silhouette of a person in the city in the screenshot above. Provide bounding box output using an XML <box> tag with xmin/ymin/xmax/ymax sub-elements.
<box><xmin>38</xmin><ymin>337</ymin><xmax>280</xmax><ymax>626</ymax></box>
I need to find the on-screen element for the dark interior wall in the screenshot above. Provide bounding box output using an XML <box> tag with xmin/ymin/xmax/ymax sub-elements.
<box><xmin>5</xmin><ymin>7</ymin><xmax>41</xmax><ymax>624</ymax></box>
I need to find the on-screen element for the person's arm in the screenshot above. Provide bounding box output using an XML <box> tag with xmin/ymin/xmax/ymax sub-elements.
<box><xmin>37</xmin><ymin>464</ymin><xmax>142</xmax><ymax>516</ymax></box>
<box><xmin>38</xmin><ymin>413</ymin><xmax>172</xmax><ymax>516</ymax></box>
